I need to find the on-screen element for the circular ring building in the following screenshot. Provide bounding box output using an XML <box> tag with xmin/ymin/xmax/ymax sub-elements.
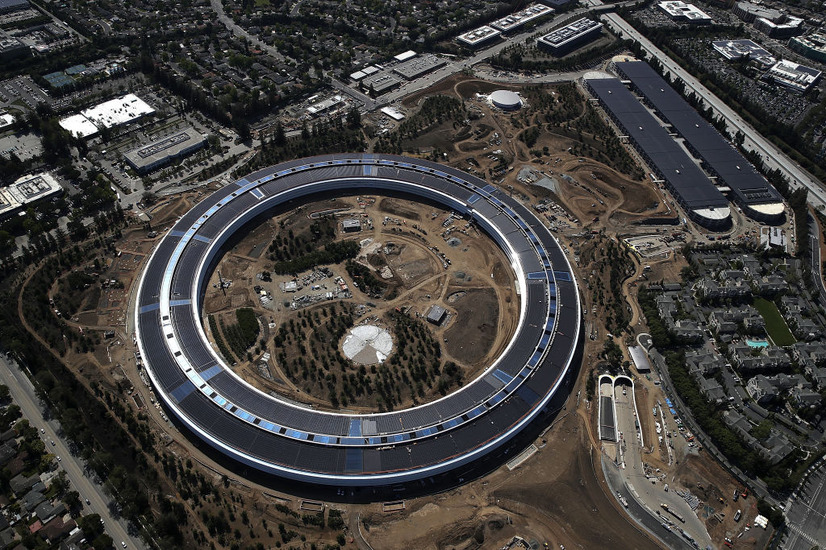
<box><xmin>134</xmin><ymin>153</ymin><xmax>581</xmax><ymax>487</ymax></box>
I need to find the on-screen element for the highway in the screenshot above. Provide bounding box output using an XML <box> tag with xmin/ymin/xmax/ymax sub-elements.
<box><xmin>808</xmin><ymin>213</ymin><xmax>826</xmax><ymax>307</ymax></box>
<box><xmin>601</xmin><ymin>13</ymin><xmax>826</xmax><ymax>212</ymax></box>
<box><xmin>0</xmin><ymin>354</ymin><xmax>143</xmax><ymax>550</ymax></box>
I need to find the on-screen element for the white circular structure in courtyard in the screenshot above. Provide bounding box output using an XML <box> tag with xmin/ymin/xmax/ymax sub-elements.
<box><xmin>342</xmin><ymin>325</ymin><xmax>393</xmax><ymax>365</ymax></box>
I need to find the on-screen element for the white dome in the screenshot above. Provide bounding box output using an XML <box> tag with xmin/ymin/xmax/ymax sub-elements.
<box><xmin>489</xmin><ymin>90</ymin><xmax>522</xmax><ymax>110</ymax></box>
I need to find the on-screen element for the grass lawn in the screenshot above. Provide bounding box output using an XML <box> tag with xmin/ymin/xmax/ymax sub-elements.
<box><xmin>753</xmin><ymin>297</ymin><xmax>796</xmax><ymax>346</ymax></box>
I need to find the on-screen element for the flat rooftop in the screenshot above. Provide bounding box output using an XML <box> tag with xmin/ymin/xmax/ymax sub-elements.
<box><xmin>791</xmin><ymin>33</ymin><xmax>826</xmax><ymax>56</ymax></box>
<box><xmin>392</xmin><ymin>54</ymin><xmax>446</xmax><ymax>80</ymax></box>
<box><xmin>712</xmin><ymin>39</ymin><xmax>776</xmax><ymax>66</ymax></box>
<box><xmin>81</xmin><ymin>94</ymin><xmax>154</xmax><ymax>129</ymax></box>
<box><xmin>0</xmin><ymin>172</ymin><xmax>61</xmax><ymax>217</ymax></box>
<box><xmin>585</xmin><ymin>75</ymin><xmax>729</xmax><ymax>213</ymax></box>
<box><xmin>124</xmin><ymin>127</ymin><xmax>206</xmax><ymax>169</ymax></box>
<box><xmin>658</xmin><ymin>1</ymin><xmax>712</xmax><ymax>21</ymax></box>
<box><xmin>0</xmin><ymin>0</ymin><xmax>28</xmax><ymax>12</ymax></box>
<box><xmin>615</xmin><ymin>61</ymin><xmax>782</xmax><ymax>207</ymax></box>
<box><xmin>538</xmin><ymin>18</ymin><xmax>602</xmax><ymax>47</ymax></box>
<box><xmin>59</xmin><ymin>94</ymin><xmax>154</xmax><ymax>137</ymax></box>
<box><xmin>361</xmin><ymin>73</ymin><xmax>401</xmax><ymax>94</ymax></box>
<box><xmin>765</xmin><ymin>59</ymin><xmax>822</xmax><ymax>92</ymax></box>
<box><xmin>492</xmin><ymin>4</ymin><xmax>553</xmax><ymax>32</ymax></box>
<box><xmin>307</xmin><ymin>95</ymin><xmax>343</xmax><ymax>115</ymax></box>
<box><xmin>394</xmin><ymin>50</ymin><xmax>416</xmax><ymax>62</ymax></box>
<box><xmin>735</xmin><ymin>1</ymin><xmax>782</xmax><ymax>20</ymax></box>
<box><xmin>457</xmin><ymin>25</ymin><xmax>501</xmax><ymax>46</ymax></box>
<box><xmin>58</xmin><ymin>113</ymin><xmax>99</xmax><ymax>138</ymax></box>
<box><xmin>0</xmin><ymin>112</ymin><xmax>14</xmax><ymax>129</ymax></box>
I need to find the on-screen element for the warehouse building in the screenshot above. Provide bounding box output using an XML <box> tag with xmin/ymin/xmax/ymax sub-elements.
<box><xmin>361</xmin><ymin>73</ymin><xmax>401</xmax><ymax>95</ymax></box>
<box><xmin>537</xmin><ymin>18</ymin><xmax>603</xmax><ymax>56</ymax></box>
<box><xmin>393</xmin><ymin>50</ymin><xmax>416</xmax><ymax>63</ymax></box>
<box><xmin>392</xmin><ymin>54</ymin><xmax>446</xmax><ymax>80</ymax></box>
<box><xmin>124</xmin><ymin>128</ymin><xmax>206</xmax><ymax>174</ymax></box>
<box><xmin>59</xmin><ymin>94</ymin><xmax>155</xmax><ymax>138</ymax></box>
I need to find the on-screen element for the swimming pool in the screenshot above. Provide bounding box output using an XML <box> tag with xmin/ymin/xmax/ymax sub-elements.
<box><xmin>746</xmin><ymin>339</ymin><xmax>769</xmax><ymax>348</ymax></box>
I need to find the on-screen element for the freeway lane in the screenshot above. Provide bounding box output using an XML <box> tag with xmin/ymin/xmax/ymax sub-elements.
<box><xmin>601</xmin><ymin>13</ymin><xmax>826</xmax><ymax>212</ymax></box>
<box><xmin>0</xmin><ymin>354</ymin><xmax>143</xmax><ymax>550</ymax></box>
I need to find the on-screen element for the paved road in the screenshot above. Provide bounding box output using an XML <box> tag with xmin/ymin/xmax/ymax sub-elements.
<box><xmin>0</xmin><ymin>354</ymin><xmax>143</xmax><ymax>550</ymax></box>
<box><xmin>783</xmin><ymin>457</ymin><xmax>826</xmax><ymax>549</ymax></box>
<box><xmin>602</xmin><ymin>456</ymin><xmax>692</xmax><ymax>549</ymax></box>
<box><xmin>361</xmin><ymin>5</ymin><xmax>609</xmax><ymax>109</ymax></box>
<box><xmin>808</xmin><ymin>213</ymin><xmax>826</xmax><ymax>307</ymax></box>
<box><xmin>613</xmin><ymin>382</ymin><xmax>711</xmax><ymax>548</ymax></box>
<box><xmin>601</xmin><ymin>13</ymin><xmax>826</xmax><ymax>212</ymax></box>
<box><xmin>209</xmin><ymin>0</ymin><xmax>290</xmax><ymax>64</ymax></box>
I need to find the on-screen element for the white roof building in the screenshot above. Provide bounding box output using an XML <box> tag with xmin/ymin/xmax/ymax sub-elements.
<box><xmin>658</xmin><ymin>1</ymin><xmax>712</xmax><ymax>23</ymax></box>
<box><xmin>0</xmin><ymin>172</ymin><xmax>62</xmax><ymax>218</ymax></box>
<box><xmin>394</xmin><ymin>50</ymin><xmax>416</xmax><ymax>62</ymax></box>
<box><xmin>59</xmin><ymin>94</ymin><xmax>155</xmax><ymax>138</ymax></box>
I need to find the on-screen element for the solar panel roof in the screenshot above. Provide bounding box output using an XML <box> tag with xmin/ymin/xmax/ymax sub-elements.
<box><xmin>615</xmin><ymin>61</ymin><xmax>781</xmax><ymax>206</ymax></box>
<box><xmin>586</xmin><ymin>77</ymin><xmax>728</xmax><ymax>209</ymax></box>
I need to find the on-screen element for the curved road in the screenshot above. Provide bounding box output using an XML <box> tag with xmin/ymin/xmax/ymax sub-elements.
<box><xmin>0</xmin><ymin>354</ymin><xmax>143</xmax><ymax>550</ymax></box>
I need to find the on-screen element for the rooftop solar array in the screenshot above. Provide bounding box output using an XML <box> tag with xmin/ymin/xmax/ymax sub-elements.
<box><xmin>615</xmin><ymin>61</ymin><xmax>782</xmax><ymax>207</ymax></box>
<box><xmin>585</xmin><ymin>77</ymin><xmax>728</xmax><ymax>211</ymax></box>
<box><xmin>135</xmin><ymin>154</ymin><xmax>581</xmax><ymax>485</ymax></box>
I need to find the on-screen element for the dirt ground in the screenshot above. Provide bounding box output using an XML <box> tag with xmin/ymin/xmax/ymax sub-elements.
<box><xmin>29</xmin><ymin>70</ymin><xmax>771</xmax><ymax>550</ymax></box>
<box><xmin>200</xmin><ymin>194</ymin><xmax>519</xmax><ymax>411</ymax></box>
<box><xmin>360</xmin><ymin>404</ymin><xmax>659</xmax><ymax>550</ymax></box>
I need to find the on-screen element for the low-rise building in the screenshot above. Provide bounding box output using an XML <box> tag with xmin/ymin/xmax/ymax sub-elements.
<box><xmin>764</xmin><ymin>60</ymin><xmax>822</xmax><ymax>93</ymax></box>
<box><xmin>712</xmin><ymin>39</ymin><xmax>776</xmax><ymax>66</ymax></box>
<box><xmin>426</xmin><ymin>304</ymin><xmax>447</xmax><ymax>325</ymax></box>
<box><xmin>536</xmin><ymin>18</ymin><xmax>603</xmax><ymax>56</ymax></box>
<box><xmin>686</xmin><ymin>349</ymin><xmax>726</xmax><ymax>377</ymax></box>
<box><xmin>790</xmin><ymin>33</ymin><xmax>826</xmax><ymax>64</ymax></box>
<box><xmin>123</xmin><ymin>127</ymin><xmax>207</xmax><ymax>175</ymax></box>
<box><xmin>491</xmin><ymin>4</ymin><xmax>554</xmax><ymax>33</ymax></box>
<box><xmin>456</xmin><ymin>26</ymin><xmax>501</xmax><ymax>48</ymax></box>
<box><xmin>699</xmin><ymin>377</ymin><xmax>727</xmax><ymax>404</ymax></box>
<box><xmin>657</xmin><ymin>1</ymin><xmax>712</xmax><ymax>23</ymax></box>
<box><xmin>791</xmin><ymin>387</ymin><xmax>822</xmax><ymax>408</ymax></box>
<box><xmin>746</xmin><ymin>374</ymin><xmax>778</xmax><ymax>405</ymax></box>
<box><xmin>341</xmin><ymin>219</ymin><xmax>361</xmax><ymax>233</ymax></box>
